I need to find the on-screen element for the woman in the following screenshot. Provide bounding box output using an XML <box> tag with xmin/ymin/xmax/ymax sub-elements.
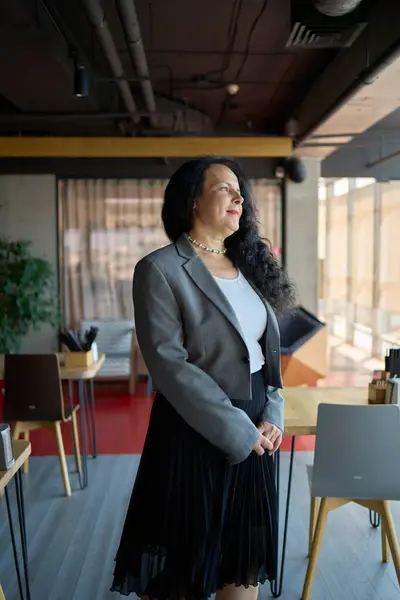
<box><xmin>111</xmin><ymin>156</ymin><xmax>295</xmax><ymax>600</ymax></box>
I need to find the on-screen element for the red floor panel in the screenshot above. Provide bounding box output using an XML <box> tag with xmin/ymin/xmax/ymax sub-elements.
<box><xmin>0</xmin><ymin>372</ymin><xmax>370</xmax><ymax>456</ymax></box>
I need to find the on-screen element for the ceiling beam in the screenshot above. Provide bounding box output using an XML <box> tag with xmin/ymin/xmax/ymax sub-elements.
<box><xmin>0</xmin><ymin>137</ymin><xmax>292</xmax><ymax>158</ymax></box>
<box><xmin>294</xmin><ymin>0</ymin><xmax>400</xmax><ymax>141</ymax></box>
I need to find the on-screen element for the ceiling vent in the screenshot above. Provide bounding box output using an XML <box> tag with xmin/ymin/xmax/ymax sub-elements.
<box><xmin>286</xmin><ymin>0</ymin><xmax>368</xmax><ymax>49</ymax></box>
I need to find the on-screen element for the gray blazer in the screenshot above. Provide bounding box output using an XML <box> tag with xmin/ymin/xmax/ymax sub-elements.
<box><xmin>133</xmin><ymin>233</ymin><xmax>284</xmax><ymax>464</ymax></box>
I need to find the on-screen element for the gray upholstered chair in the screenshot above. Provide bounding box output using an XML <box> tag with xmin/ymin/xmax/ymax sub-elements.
<box><xmin>304</xmin><ymin>403</ymin><xmax>400</xmax><ymax>600</ymax></box>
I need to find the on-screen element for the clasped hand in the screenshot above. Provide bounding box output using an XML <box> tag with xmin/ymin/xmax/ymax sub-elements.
<box><xmin>253</xmin><ymin>421</ymin><xmax>282</xmax><ymax>457</ymax></box>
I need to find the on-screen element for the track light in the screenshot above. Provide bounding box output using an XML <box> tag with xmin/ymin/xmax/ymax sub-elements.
<box><xmin>73</xmin><ymin>54</ymin><xmax>89</xmax><ymax>98</ymax></box>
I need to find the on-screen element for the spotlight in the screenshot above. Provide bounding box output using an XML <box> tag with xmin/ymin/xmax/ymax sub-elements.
<box><xmin>73</xmin><ymin>56</ymin><xmax>89</xmax><ymax>98</ymax></box>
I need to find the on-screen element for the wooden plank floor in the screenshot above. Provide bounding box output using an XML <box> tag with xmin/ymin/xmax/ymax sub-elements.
<box><xmin>1</xmin><ymin>452</ymin><xmax>400</xmax><ymax>600</ymax></box>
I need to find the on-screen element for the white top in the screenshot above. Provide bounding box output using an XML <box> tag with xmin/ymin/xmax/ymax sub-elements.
<box><xmin>213</xmin><ymin>271</ymin><xmax>267</xmax><ymax>373</ymax></box>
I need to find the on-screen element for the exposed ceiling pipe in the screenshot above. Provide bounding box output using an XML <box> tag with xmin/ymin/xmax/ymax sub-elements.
<box><xmin>312</xmin><ymin>0</ymin><xmax>364</xmax><ymax>16</ymax></box>
<box><xmin>116</xmin><ymin>0</ymin><xmax>158</xmax><ymax>128</ymax></box>
<box><xmin>81</xmin><ymin>0</ymin><xmax>139</xmax><ymax>122</ymax></box>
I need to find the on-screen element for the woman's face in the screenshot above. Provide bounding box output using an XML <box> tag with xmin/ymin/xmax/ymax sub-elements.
<box><xmin>193</xmin><ymin>164</ymin><xmax>244</xmax><ymax>239</ymax></box>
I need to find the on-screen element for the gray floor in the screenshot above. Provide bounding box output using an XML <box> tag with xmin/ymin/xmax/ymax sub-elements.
<box><xmin>1</xmin><ymin>452</ymin><xmax>400</xmax><ymax>600</ymax></box>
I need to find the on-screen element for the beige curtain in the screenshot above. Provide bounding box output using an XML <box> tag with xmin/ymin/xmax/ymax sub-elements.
<box><xmin>380</xmin><ymin>182</ymin><xmax>400</xmax><ymax>313</ymax></box>
<box><xmin>379</xmin><ymin>182</ymin><xmax>400</xmax><ymax>344</ymax></box>
<box><xmin>320</xmin><ymin>177</ymin><xmax>400</xmax><ymax>352</ymax></box>
<box><xmin>252</xmin><ymin>179</ymin><xmax>282</xmax><ymax>258</ymax></box>
<box><xmin>351</xmin><ymin>182</ymin><xmax>374</xmax><ymax>329</ymax></box>
<box><xmin>60</xmin><ymin>178</ymin><xmax>281</xmax><ymax>326</ymax></box>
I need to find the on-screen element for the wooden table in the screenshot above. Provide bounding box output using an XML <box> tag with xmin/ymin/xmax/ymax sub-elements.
<box><xmin>0</xmin><ymin>440</ymin><xmax>31</xmax><ymax>600</ymax></box>
<box><xmin>283</xmin><ymin>386</ymin><xmax>367</xmax><ymax>435</ymax></box>
<box><xmin>57</xmin><ymin>353</ymin><xmax>105</xmax><ymax>489</ymax></box>
<box><xmin>271</xmin><ymin>386</ymin><xmax>368</xmax><ymax>598</ymax></box>
<box><xmin>57</xmin><ymin>352</ymin><xmax>105</xmax><ymax>381</ymax></box>
<box><xmin>0</xmin><ymin>353</ymin><xmax>106</xmax><ymax>490</ymax></box>
<box><xmin>0</xmin><ymin>353</ymin><xmax>105</xmax><ymax>381</ymax></box>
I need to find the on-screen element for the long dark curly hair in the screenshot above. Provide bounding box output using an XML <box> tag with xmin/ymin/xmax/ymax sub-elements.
<box><xmin>162</xmin><ymin>156</ymin><xmax>296</xmax><ymax>313</ymax></box>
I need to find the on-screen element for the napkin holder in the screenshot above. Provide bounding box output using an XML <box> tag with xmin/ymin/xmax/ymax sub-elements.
<box><xmin>0</xmin><ymin>424</ymin><xmax>15</xmax><ymax>470</ymax></box>
<box><xmin>368</xmin><ymin>382</ymin><xmax>387</xmax><ymax>405</ymax></box>
<box><xmin>64</xmin><ymin>350</ymin><xmax>93</xmax><ymax>369</ymax></box>
<box><xmin>385</xmin><ymin>377</ymin><xmax>400</xmax><ymax>405</ymax></box>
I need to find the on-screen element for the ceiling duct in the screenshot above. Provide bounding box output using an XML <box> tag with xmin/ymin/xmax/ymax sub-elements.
<box><xmin>81</xmin><ymin>0</ymin><xmax>138</xmax><ymax>122</ymax></box>
<box><xmin>143</xmin><ymin>97</ymin><xmax>213</xmax><ymax>136</ymax></box>
<box><xmin>313</xmin><ymin>0</ymin><xmax>365</xmax><ymax>17</ymax></box>
<box><xmin>116</xmin><ymin>0</ymin><xmax>158</xmax><ymax>128</ymax></box>
<box><xmin>286</xmin><ymin>0</ymin><xmax>367</xmax><ymax>49</ymax></box>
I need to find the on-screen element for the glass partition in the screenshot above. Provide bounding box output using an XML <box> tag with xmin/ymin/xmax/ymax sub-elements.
<box><xmin>319</xmin><ymin>177</ymin><xmax>400</xmax><ymax>357</ymax></box>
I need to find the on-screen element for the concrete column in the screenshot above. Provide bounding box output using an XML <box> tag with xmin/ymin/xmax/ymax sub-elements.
<box><xmin>285</xmin><ymin>158</ymin><xmax>320</xmax><ymax>315</ymax></box>
<box><xmin>0</xmin><ymin>174</ymin><xmax>58</xmax><ymax>352</ymax></box>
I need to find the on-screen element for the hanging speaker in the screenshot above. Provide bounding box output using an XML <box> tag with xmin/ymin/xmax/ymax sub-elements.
<box><xmin>278</xmin><ymin>306</ymin><xmax>328</xmax><ymax>386</ymax></box>
<box><xmin>275</xmin><ymin>156</ymin><xmax>307</xmax><ymax>183</ymax></box>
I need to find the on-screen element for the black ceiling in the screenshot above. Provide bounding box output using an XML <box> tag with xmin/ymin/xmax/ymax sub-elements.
<box><xmin>0</xmin><ymin>0</ymin><xmax>384</xmax><ymax>138</ymax></box>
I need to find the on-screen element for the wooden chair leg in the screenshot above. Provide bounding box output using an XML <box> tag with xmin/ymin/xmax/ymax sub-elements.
<box><xmin>381</xmin><ymin>520</ymin><xmax>390</xmax><ymax>563</ymax></box>
<box><xmin>23</xmin><ymin>431</ymin><xmax>30</xmax><ymax>474</ymax></box>
<box><xmin>380</xmin><ymin>500</ymin><xmax>400</xmax><ymax>584</ymax></box>
<box><xmin>302</xmin><ymin>497</ymin><xmax>329</xmax><ymax>600</ymax></box>
<box><xmin>12</xmin><ymin>423</ymin><xmax>21</xmax><ymax>440</ymax></box>
<box><xmin>309</xmin><ymin>496</ymin><xmax>320</xmax><ymax>556</ymax></box>
<box><xmin>12</xmin><ymin>424</ymin><xmax>29</xmax><ymax>474</ymax></box>
<box><xmin>53</xmin><ymin>422</ymin><xmax>71</xmax><ymax>497</ymax></box>
<box><xmin>71</xmin><ymin>411</ymin><xmax>82</xmax><ymax>475</ymax></box>
<box><xmin>0</xmin><ymin>582</ymin><xmax>6</xmax><ymax>600</ymax></box>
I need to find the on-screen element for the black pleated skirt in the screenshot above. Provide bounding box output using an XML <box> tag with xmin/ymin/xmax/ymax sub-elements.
<box><xmin>111</xmin><ymin>370</ymin><xmax>277</xmax><ymax>599</ymax></box>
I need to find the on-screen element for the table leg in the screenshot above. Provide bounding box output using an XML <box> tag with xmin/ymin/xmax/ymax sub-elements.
<box><xmin>69</xmin><ymin>381</ymin><xmax>80</xmax><ymax>477</ymax></box>
<box><xmin>78</xmin><ymin>379</ymin><xmax>89</xmax><ymax>488</ymax></box>
<box><xmin>270</xmin><ymin>436</ymin><xmax>296</xmax><ymax>598</ymax></box>
<box><xmin>5</xmin><ymin>487</ymin><xmax>24</xmax><ymax>599</ymax></box>
<box><xmin>88</xmin><ymin>379</ymin><xmax>97</xmax><ymax>458</ymax></box>
<box><xmin>146</xmin><ymin>375</ymin><xmax>153</xmax><ymax>398</ymax></box>
<box><xmin>369</xmin><ymin>510</ymin><xmax>380</xmax><ymax>528</ymax></box>
<box><xmin>5</xmin><ymin>471</ymin><xmax>31</xmax><ymax>600</ymax></box>
<box><xmin>69</xmin><ymin>381</ymin><xmax>85</xmax><ymax>490</ymax></box>
<box><xmin>15</xmin><ymin>470</ymin><xmax>31</xmax><ymax>600</ymax></box>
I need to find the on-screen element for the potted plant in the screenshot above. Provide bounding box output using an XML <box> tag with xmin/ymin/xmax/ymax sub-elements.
<box><xmin>0</xmin><ymin>237</ymin><xmax>59</xmax><ymax>354</ymax></box>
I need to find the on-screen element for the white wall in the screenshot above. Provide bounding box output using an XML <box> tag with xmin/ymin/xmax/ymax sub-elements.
<box><xmin>0</xmin><ymin>174</ymin><xmax>58</xmax><ymax>352</ymax></box>
<box><xmin>285</xmin><ymin>158</ymin><xmax>320</xmax><ymax>315</ymax></box>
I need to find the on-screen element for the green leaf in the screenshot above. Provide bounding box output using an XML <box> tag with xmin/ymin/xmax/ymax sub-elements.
<box><xmin>0</xmin><ymin>236</ymin><xmax>60</xmax><ymax>353</ymax></box>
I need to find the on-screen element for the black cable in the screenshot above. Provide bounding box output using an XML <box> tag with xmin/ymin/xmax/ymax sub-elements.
<box><xmin>148</xmin><ymin>1</ymin><xmax>154</xmax><ymax>52</ymax></box>
<box><xmin>234</xmin><ymin>0</ymin><xmax>270</xmax><ymax>81</ymax></box>
<box><xmin>153</xmin><ymin>1</ymin><xmax>244</xmax><ymax>98</ymax></box>
<box><xmin>217</xmin><ymin>0</ymin><xmax>240</xmax><ymax>75</ymax></box>
<box><xmin>216</xmin><ymin>0</ymin><xmax>270</xmax><ymax>126</ymax></box>
<box><xmin>220</xmin><ymin>0</ymin><xmax>243</xmax><ymax>77</ymax></box>
<box><xmin>203</xmin><ymin>0</ymin><xmax>244</xmax><ymax>80</ymax></box>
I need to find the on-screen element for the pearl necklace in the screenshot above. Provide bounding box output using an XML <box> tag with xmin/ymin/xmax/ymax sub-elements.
<box><xmin>188</xmin><ymin>236</ymin><xmax>227</xmax><ymax>255</ymax></box>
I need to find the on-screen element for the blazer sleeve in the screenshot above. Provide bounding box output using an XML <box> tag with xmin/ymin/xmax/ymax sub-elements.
<box><xmin>133</xmin><ymin>257</ymin><xmax>260</xmax><ymax>465</ymax></box>
<box><xmin>261</xmin><ymin>386</ymin><xmax>284</xmax><ymax>433</ymax></box>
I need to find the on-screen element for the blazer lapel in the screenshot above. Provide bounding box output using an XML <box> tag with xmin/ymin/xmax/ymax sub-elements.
<box><xmin>176</xmin><ymin>234</ymin><xmax>246</xmax><ymax>344</ymax></box>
